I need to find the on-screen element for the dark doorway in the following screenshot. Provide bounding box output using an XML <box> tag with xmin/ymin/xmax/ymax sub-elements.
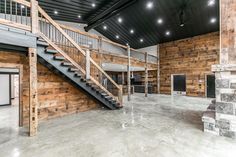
<box><xmin>207</xmin><ymin>75</ymin><xmax>216</xmax><ymax>98</ymax></box>
<box><xmin>173</xmin><ymin>75</ymin><xmax>186</xmax><ymax>92</ymax></box>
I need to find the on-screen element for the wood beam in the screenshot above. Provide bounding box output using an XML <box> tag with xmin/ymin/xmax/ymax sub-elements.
<box><xmin>28</xmin><ymin>47</ymin><xmax>38</xmax><ymax>137</ymax></box>
<box><xmin>29</xmin><ymin>0</ymin><xmax>38</xmax><ymax>137</ymax></box>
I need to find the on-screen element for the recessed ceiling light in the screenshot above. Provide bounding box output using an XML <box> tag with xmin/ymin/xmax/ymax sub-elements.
<box><xmin>165</xmin><ymin>31</ymin><xmax>170</xmax><ymax>36</ymax></box>
<box><xmin>130</xmin><ymin>29</ymin><xmax>134</xmax><ymax>34</ymax></box>
<box><xmin>157</xmin><ymin>18</ymin><xmax>163</xmax><ymax>24</ymax></box>
<box><xmin>116</xmin><ymin>35</ymin><xmax>120</xmax><ymax>39</ymax></box>
<box><xmin>146</xmin><ymin>1</ymin><xmax>153</xmax><ymax>9</ymax></box>
<box><xmin>118</xmin><ymin>17</ymin><xmax>123</xmax><ymax>23</ymax></box>
<box><xmin>103</xmin><ymin>25</ymin><xmax>107</xmax><ymax>30</ymax></box>
<box><xmin>54</xmin><ymin>10</ymin><xmax>58</xmax><ymax>15</ymax></box>
<box><xmin>210</xmin><ymin>18</ymin><xmax>216</xmax><ymax>23</ymax></box>
<box><xmin>92</xmin><ymin>3</ymin><xmax>96</xmax><ymax>7</ymax></box>
<box><xmin>180</xmin><ymin>23</ymin><xmax>185</xmax><ymax>27</ymax></box>
<box><xmin>140</xmin><ymin>38</ymin><xmax>144</xmax><ymax>42</ymax></box>
<box><xmin>208</xmin><ymin>0</ymin><xmax>215</xmax><ymax>6</ymax></box>
<box><xmin>78</xmin><ymin>15</ymin><xmax>81</xmax><ymax>19</ymax></box>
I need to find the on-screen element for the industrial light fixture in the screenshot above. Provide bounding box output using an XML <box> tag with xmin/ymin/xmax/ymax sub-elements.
<box><xmin>210</xmin><ymin>18</ymin><xmax>216</xmax><ymax>23</ymax></box>
<box><xmin>208</xmin><ymin>0</ymin><xmax>215</xmax><ymax>6</ymax></box>
<box><xmin>54</xmin><ymin>10</ymin><xmax>58</xmax><ymax>15</ymax></box>
<box><xmin>78</xmin><ymin>15</ymin><xmax>81</xmax><ymax>19</ymax></box>
<box><xmin>103</xmin><ymin>25</ymin><xmax>107</xmax><ymax>30</ymax></box>
<box><xmin>118</xmin><ymin>17</ymin><xmax>123</xmax><ymax>23</ymax></box>
<box><xmin>146</xmin><ymin>1</ymin><xmax>153</xmax><ymax>9</ymax></box>
<box><xmin>165</xmin><ymin>31</ymin><xmax>170</xmax><ymax>36</ymax></box>
<box><xmin>157</xmin><ymin>18</ymin><xmax>163</xmax><ymax>24</ymax></box>
<box><xmin>116</xmin><ymin>35</ymin><xmax>120</xmax><ymax>39</ymax></box>
<box><xmin>92</xmin><ymin>3</ymin><xmax>96</xmax><ymax>7</ymax></box>
<box><xmin>130</xmin><ymin>29</ymin><xmax>134</xmax><ymax>34</ymax></box>
<box><xmin>140</xmin><ymin>38</ymin><xmax>144</xmax><ymax>42</ymax></box>
<box><xmin>21</xmin><ymin>5</ymin><xmax>25</xmax><ymax>9</ymax></box>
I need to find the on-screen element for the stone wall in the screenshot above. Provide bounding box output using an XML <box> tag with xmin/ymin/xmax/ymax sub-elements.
<box><xmin>159</xmin><ymin>32</ymin><xmax>219</xmax><ymax>97</ymax></box>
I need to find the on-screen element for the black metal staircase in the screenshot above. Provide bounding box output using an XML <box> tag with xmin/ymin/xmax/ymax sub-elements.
<box><xmin>37</xmin><ymin>39</ymin><xmax>122</xmax><ymax>110</ymax></box>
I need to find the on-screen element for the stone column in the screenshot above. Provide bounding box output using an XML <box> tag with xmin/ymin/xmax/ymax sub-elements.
<box><xmin>203</xmin><ymin>0</ymin><xmax>236</xmax><ymax>138</ymax></box>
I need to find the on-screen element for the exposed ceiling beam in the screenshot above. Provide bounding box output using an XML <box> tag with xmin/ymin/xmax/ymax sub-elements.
<box><xmin>84</xmin><ymin>0</ymin><xmax>137</xmax><ymax>32</ymax></box>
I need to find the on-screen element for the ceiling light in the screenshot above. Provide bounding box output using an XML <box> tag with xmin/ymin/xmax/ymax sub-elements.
<box><xmin>126</xmin><ymin>43</ymin><xmax>129</xmax><ymax>46</ymax></box>
<box><xmin>21</xmin><ymin>5</ymin><xmax>25</xmax><ymax>9</ymax></box>
<box><xmin>116</xmin><ymin>35</ymin><xmax>120</xmax><ymax>39</ymax></box>
<box><xmin>130</xmin><ymin>29</ymin><xmax>134</xmax><ymax>34</ymax></box>
<box><xmin>180</xmin><ymin>23</ymin><xmax>185</xmax><ymax>27</ymax></box>
<box><xmin>54</xmin><ymin>11</ymin><xmax>58</xmax><ymax>15</ymax></box>
<box><xmin>165</xmin><ymin>31</ymin><xmax>170</xmax><ymax>36</ymax></box>
<box><xmin>118</xmin><ymin>17</ymin><xmax>123</xmax><ymax>23</ymax></box>
<box><xmin>92</xmin><ymin>3</ymin><xmax>96</xmax><ymax>7</ymax></box>
<box><xmin>103</xmin><ymin>25</ymin><xmax>107</xmax><ymax>30</ymax></box>
<box><xmin>208</xmin><ymin>0</ymin><xmax>215</xmax><ymax>6</ymax></box>
<box><xmin>210</xmin><ymin>18</ymin><xmax>216</xmax><ymax>23</ymax></box>
<box><xmin>140</xmin><ymin>38</ymin><xmax>144</xmax><ymax>42</ymax></box>
<box><xmin>78</xmin><ymin>15</ymin><xmax>81</xmax><ymax>19</ymax></box>
<box><xmin>157</xmin><ymin>18</ymin><xmax>163</xmax><ymax>24</ymax></box>
<box><xmin>146</xmin><ymin>1</ymin><xmax>153</xmax><ymax>9</ymax></box>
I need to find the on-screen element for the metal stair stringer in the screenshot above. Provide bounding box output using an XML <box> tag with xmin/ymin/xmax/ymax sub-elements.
<box><xmin>36</xmin><ymin>39</ymin><xmax>120</xmax><ymax>110</ymax></box>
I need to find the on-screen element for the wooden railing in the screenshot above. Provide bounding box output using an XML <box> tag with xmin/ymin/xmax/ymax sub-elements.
<box><xmin>37</xmin><ymin>6</ymin><xmax>122</xmax><ymax>103</ymax></box>
<box><xmin>0</xmin><ymin>0</ymin><xmax>159</xmax><ymax>105</ymax></box>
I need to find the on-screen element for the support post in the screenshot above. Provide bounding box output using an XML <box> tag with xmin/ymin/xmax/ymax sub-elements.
<box><xmin>98</xmin><ymin>36</ymin><xmax>103</xmax><ymax>83</ymax></box>
<box><xmin>118</xmin><ymin>85</ymin><xmax>123</xmax><ymax>107</ymax></box>
<box><xmin>127</xmin><ymin>45</ymin><xmax>131</xmax><ymax>101</ymax></box>
<box><xmin>29</xmin><ymin>0</ymin><xmax>39</xmax><ymax>137</ymax></box>
<box><xmin>145</xmin><ymin>52</ymin><xmax>148</xmax><ymax>97</ymax></box>
<box><xmin>121</xmin><ymin>72</ymin><xmax>125</xmax><ymax>85</ymax></box>
<box><xmin>86</xmin><ymin>49</ymin><xmax>90</xmax><ymax>80</ymax></box>
<box><xmin>157</xmin><ymin>44</ymin><xmax>160</xmax><ymax>94</ymax></box>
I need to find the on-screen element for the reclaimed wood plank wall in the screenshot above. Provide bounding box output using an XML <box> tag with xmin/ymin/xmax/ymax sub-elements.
<box><xmin>159</xmin><ymin>32</ymin><xmax>219</xmax><ymax>97</ymax></box>
<box><xmin>0</xmin><ymin>51</ymin><xmax>98</xmax><ymax>125</ymax></box>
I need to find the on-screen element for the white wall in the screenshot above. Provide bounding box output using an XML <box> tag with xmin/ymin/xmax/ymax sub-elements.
<box><xmin>137</xmin><ymin>45</ymin><xmax>158</xmax><ymax>57</ymax></box>
<box><xmin>0</xmin><ymin>74</ymin><xmax>10</xmax><ymax>105</ymax></box>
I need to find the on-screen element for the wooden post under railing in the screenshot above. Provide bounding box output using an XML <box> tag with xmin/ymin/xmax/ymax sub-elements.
<box><xmin>86</xmin><ymin>49</ymin><xmax>90</xmax><ymax>80</ymax></box>
<box><xmin>98</xmin><ymin>36</ymin><xmax>103</xmax><ymax>84</ymax></box>
<box><xmin>145</xmin><ymin>52</ymin><xmax>148</xmax><ymax>97</ymax></box>
<box><xmin>127</xmin><ymin>45</ymin><xmax>131</xmax><ymax>101</ymax></box>
<box><xmin>118</xmin><ymin>85</ymin><xmax>123</xmax><ymax>106</ymax></box>
<box><xmin>29</xmin><ymin>0</ymin><xmax>38</xmax><ymax>137</ymax></box>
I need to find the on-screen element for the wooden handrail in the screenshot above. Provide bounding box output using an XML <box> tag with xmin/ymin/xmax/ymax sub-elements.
<box><xmin>38</xmin><ymin>6</ymin><xmax>121</xmax><ymax>91</ymax></box>
<box><xmin>13</xmin><ymin>0</ymin><xmax>30</xmax><ymax>7</ymax></box>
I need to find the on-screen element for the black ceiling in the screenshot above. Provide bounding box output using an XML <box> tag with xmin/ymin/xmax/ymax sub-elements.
<box><xmin>38</xmin><ymin>0</ymin><xmax>219</xmax><ymax>49</ymax></box>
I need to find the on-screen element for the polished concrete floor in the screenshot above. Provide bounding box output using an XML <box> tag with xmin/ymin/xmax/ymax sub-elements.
<box><xmin>0</xmin><ymin>94</ymin><xmax>236</xmax><ymax>157</ymax></box>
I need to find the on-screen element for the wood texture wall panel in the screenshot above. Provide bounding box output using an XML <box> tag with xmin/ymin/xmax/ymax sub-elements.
<box><xmin>159</xmin><ymin>32</ymin><xmax>219</xmax><ymax>97</ymax></box>
<box><xmin>0</xmin><ymin>51</ymin><xmax>98</xmax><ymax>125</ymax></box>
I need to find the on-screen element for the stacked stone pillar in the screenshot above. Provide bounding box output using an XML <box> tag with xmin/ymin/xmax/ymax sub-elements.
<box><xmin>203</xmin><ymin>0</ymin><xmax>236</xmax><ymax>138</ymax></box>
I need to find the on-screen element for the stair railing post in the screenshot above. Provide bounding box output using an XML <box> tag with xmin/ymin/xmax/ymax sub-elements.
<box><xmin>86</xmin><ymin>49</ymin><xmax>90</xmax><ymax>80</ymax></box>
<box><xmin>127</xmin><ymin>45</ymin><xmax>131</xmax><ymax>101</ymax></box>
<box><xmin>118</xmin><ymin>85</ymin><xmax>123</xmax><ymax>106</ymax></box>
<box><xmin>28</xmin><ymin>0</ymin><xmax>39</xmax><ymax>137</ymax></box>
<box><xmin>145</xmin><ymin>52</ymin><xmax>148</xmax><ymax>97</ymax></box>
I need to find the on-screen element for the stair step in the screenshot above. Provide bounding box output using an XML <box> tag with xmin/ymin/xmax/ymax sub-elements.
<box><xmin>104</xmin><ymin>96</ymin><xmax>113</xmax><ymax>100</ymax></box>
<box><xmin>69</xmin><ymin>68</ymin><xmax>79</xmax><ymax>72</ymax></box>
<box><xmin>46</xmin><ymin>49</ymin><xmax>58</xmax><ymax>54</ymax></box>
<box><xmin>101</xmin><ymin>93</ymin><xmax>108</xmax><ymax>96</ymax></box>
<box><xmin>80</xmin><ymin>78</ymin><xmax>86</xmax><ymax>82</ymax></box>
<box><xmin>54</xmin><ymin>56</ymin><xmax>65</xmax><ymax>61</ymax></box>
<box><xmin>74</xmin><ymin>73</ymin><xmax>82</xmax><ymax>77</ymax></box>
<box><xmin>61</xmin><ymin>62</ymin><xmax>73</xmax><ymax>66</ymax></box>
<box><xmin>37</xmin><ymin>40</ymin><xmax>49</xmax><ymax>46</ymax></box>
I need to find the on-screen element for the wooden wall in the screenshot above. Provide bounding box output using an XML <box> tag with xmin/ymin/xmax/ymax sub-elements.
<box><xmin>0</xmin><ymin>51</ymin><xmax>98</xmax><ymax>125</ymax></box>
<box><xmin>159</xmin><ymin>32</ymin><xmax>219</xmax><ymax>97</ymax></box>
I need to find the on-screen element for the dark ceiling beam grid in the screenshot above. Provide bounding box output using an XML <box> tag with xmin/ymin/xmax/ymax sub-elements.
<box><xmin>84</xmin><ymin>0</ymin><xmax>137</xmax><ymax>32</ymax></box>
